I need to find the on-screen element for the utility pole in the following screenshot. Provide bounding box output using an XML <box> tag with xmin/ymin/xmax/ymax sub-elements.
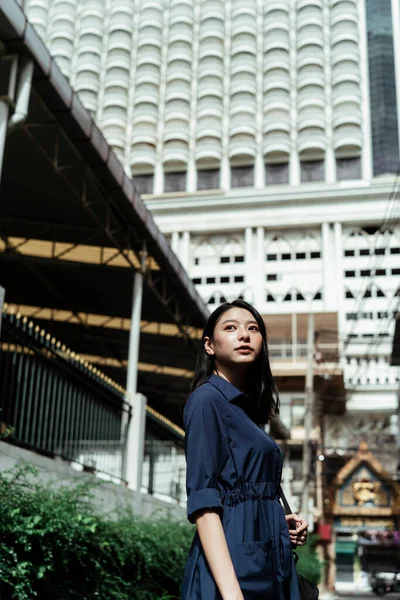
<box><xmin>301</xmin><ymin>312</ymin><xmax>314</xmax><ymax>520</ymax></box>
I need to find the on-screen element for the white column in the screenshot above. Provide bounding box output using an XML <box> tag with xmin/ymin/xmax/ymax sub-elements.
<box><xmin>391</xmin><ymin>0</ymin><xmax>400</xmax><ymax>156</ymax></box>
<box><xmin>171</xmin><ymin>231</ymin><xmax>179</xmax><ymax>254</ymax></box>
<box><xmin>180</xmin><ymin>230</ymin><xmax>191</xmax><ymax>271</ymax></box>
<box><xmin>322</xmin><ymin>222</ymin><xmax>336</xmax><ymax>310</ymax></box>
<box><xmin>186</xmin><ymin>158</ymin><xmax>197</xmax><ymax>193</ymax></box>
<box><xmin>358</xmin><ymin>0</ymin><xmax>373</xmax><ymax>181</ymax></box>
<box><xmin>333</xmin><ymin>222</ymin><xmax>345</xmax><ymax>363</ymax></box>
<box><xmin>0</xmin><ymin>55</ymin><xmax>18</xmax><ymax>184</ymax></box>
<box><xmin>291</xmin><ymin>312</ymin><xmax>297</xmax><ymax>362</ymax></box>
<box><xmin>323</xmin><ymin>0</ymin><xmax>336</xmax><ymax>184</ymax></box>
<box><xmin>123</xmin><ymin>271</ymin><xmax>146</xmax><ymax>513</ymax></box>
<box><xmin>153</xmin><ymin>162</ymin><xmax>164</xmax><ymax>194</ymax></box>
<box><xmin>255</xmin><ymin>226</ymin><xmax>265</xmax><ymax>309</ymax></box>
<box><xmin>126</xmin><ymin>271</ymin><xmax>143</xmax><ymax>395</ymax></box>
<box><xmin>0</xmin><ymin>100</ymin><xmax>9</xmax><ymax>184</ymax></box>
<box><xmin>244</xmin><ymin>227</ymin><xmax>254</xmax><ymax>303</ymax></box>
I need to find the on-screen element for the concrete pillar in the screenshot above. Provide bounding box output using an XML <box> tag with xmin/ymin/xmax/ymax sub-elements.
<box><xmin>186</xmin><ymin>158</ymin><xmax>197</xmax><ymax>193</ymax></box>
<box><xmin>244</xmin><ymin>227</ymin><xmax>254</xmax><ymax>303</ymax></box>
<box><xmin>325</xmin><ymin>147</ymin><xmax>336</xmax><ymax>184</ymax></box>
<box><xmin>255</xmin><ymin>226</ymin><xmax>265</xmax><ymax>308</ymax></box>
<box><xmin>254</xmin><ymin>151</ymin><xmax>264</xmax><ymax>189</ymax></box>
<box><xmin>180</xmin><ymin>230</ymin><xmax>191</xmax><ymax>271</ymax></box>
<box><xmin>171</xmin><ymin>231</ymin><xmax>179</xmax><ymax>254</ymax></box>
<box><xmin>220</xmin><ymin>155</ymin><xmax>230</xmax><ymax>191</ymax></box>
<box><xmin>333</xmin><ymin>222</ymin><xmax>345</xmax><ymax>363</ymax></box>
<box><xmin>0</xmin><ymin>100</ymin><xmax>9</xmax><ymax>184</ymax></box>
<box><xmin>289</xmin><ymin>149</ymin><xmax>300</xmax><ymax>186</ymax></box>
<box><xmin>153</xmin><ymin>162</ymin><xmax>164</xmax><ymax>194</ymax></box>
<box><xmin>122</xmin><ymin>271</ymin><xmax>147</xmax><ymax>513</ymax></box>
<box><xmin>322</xmin><ymin>222</ymin><xmax>336</xmax><ymax>310</ymax></box>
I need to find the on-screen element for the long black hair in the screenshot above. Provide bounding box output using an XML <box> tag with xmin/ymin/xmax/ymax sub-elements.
<box><xmin>191</xmin><ymin>299</ymin><xmax>279</xmax><ymax>425</ymax></box>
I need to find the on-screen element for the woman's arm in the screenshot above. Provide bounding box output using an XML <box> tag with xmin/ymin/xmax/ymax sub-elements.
<box><xmin>194</xmin><ymin>510</ymin><xmax>244</xmax><ymax>600</ymax></box>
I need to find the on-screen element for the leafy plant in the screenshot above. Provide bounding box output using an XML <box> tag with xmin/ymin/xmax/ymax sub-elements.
<box><xmin>294</xmin><ymin>533</ymin><xmax>324</xmax><ymax>585</ymax></box>
<box><xmin>0</xmin><ymin>464</ymin><xmax>323</xmax><ymax>598</ymax></box>
<box><xmin>0</xmin><ymin>465</ymin><xmax>193</xmax><ymax>600</ymax></box>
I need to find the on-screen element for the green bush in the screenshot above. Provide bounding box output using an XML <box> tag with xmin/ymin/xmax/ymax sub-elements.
<box><xmin>0</xmin><ymin>465</ymin><xmax>193</xmax><ymax>600</ymax></box>
<box><xmin>295</xmin><ymin>533</ymin><xmax>324</xmax><ymax>585</ymax></box>
<box><xmin>0</xmin><ymin>465</ymin><xmax>323</xmax><ymax>599</ymax></box>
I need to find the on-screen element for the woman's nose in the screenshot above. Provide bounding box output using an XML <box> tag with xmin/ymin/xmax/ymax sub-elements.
<box><xmin>238</xmin><ymin>329</ymin><xmax>250</xmax><ymax>341</ymax></box>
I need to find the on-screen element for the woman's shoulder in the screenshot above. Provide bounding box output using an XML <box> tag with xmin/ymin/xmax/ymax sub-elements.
<box><xmin>183</xmin><ymin>381</ymin><xmax>224</xmax><ymax>421</ymax></box>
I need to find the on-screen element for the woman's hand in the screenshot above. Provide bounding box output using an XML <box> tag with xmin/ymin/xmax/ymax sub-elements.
<box><xmin>285</xmin><ymin>514</ymin><xmax>309</xmax><ymax>546</ymax></box>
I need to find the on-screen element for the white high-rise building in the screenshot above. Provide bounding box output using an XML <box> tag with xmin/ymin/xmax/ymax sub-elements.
<box><xmin>22</xmin><ymin>0</ymin><xmax>400</xmax><ymax>471</ymax></box>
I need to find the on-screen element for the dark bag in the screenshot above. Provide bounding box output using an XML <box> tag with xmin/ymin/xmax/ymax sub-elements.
<box><xmin>279</xmin><ymin>487</ymin><xmax>319</xmax><ymax>600</ymax></box>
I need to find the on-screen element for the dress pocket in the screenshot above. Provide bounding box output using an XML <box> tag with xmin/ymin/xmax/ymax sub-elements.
<box><xmin>234</xmin><ymin>538</ymin><xmax>277</xmax><ymax>598</ymax></box>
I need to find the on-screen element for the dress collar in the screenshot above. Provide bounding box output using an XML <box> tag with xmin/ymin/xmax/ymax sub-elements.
<box><xmin>208</xmin><ymin>373</ymin><xmax>252</xmax><ymax>405</ymax></box>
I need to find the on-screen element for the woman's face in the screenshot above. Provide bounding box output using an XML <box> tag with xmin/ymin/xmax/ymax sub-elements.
<box><xmin>204</xmin><ymin>307</ymin><xmax>263</xmax><ymax>368</ymax></box>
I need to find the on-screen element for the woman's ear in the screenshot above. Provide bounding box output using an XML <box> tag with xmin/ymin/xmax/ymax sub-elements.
<box><xmin>204</xmin><ymin>336</ymin><xmax>215</xmax><ymax>356</ymax></box>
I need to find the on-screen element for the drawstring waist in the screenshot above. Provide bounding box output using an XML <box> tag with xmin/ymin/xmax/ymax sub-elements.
<box><xmin>220</xmin><ymin>481</ymin><xmax>280</xmax><ymax>506</ymax></box>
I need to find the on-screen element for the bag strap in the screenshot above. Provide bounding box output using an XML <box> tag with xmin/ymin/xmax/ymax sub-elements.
<box><xmin>279</xmin><ymin>485</ymin><xmax>293</xmax><ymax>516</ymax></box>
<box><xmin>279</xmin><ymin>486</ymin><xmax>300</xmax><ymax>554</ymax></box>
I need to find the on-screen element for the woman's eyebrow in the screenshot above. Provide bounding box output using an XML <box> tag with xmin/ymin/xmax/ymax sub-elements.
<box><xmin>220</xmin><ymin>319</ymin><xmax>258</xmax><ymax>326</ymax></box>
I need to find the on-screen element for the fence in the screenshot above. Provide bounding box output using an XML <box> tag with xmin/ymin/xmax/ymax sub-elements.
<box><xmin>0</xmin><ymin>311</ymin><xmax>131</xmax><ymax>482</ymax></box>
<box><xmin>0</xmin><ymin>311</ymin><xmax>187</xmax><ymax>502</ymax></box>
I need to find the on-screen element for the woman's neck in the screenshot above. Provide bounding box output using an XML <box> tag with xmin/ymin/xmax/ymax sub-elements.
<box><xmin>213</xmin><ymin>364</ymin><xmax>248</xmax><ymax>392</ymax></box>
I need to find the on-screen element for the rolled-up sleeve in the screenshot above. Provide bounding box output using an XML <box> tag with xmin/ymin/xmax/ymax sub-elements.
<box><xmin>183</xmin><ymin>389</ymin><xmax>228</xmax><ymax>524</ymax></box>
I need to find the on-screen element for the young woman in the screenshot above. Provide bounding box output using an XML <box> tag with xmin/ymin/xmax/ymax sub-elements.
<box><xmin>181</xmin><ymin>299</ymin><xmax>309</xmax><ymax>600</ymax></box>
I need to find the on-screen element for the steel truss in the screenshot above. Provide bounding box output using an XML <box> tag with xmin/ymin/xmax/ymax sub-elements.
<box><xmin>2</xmin><ymin>88</ymin><xmax>201</xmax><ymax>352</ymax></box>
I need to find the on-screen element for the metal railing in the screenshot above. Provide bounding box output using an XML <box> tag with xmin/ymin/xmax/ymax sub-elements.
<box><xmin>141</xmin><ymin>438</ymin><xmax>186</xmax><ymax>505</ymax></box>
<box><xmin>0</xmin><ymin>311</ymin><xmax>131</xmax><ymax>482</ymax></box>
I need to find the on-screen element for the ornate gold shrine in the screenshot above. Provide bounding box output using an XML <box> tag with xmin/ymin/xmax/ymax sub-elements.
<box><xmin>328</xmin><ymin>442</ymin><xmax>400</xmax><ymax>518</ymax></box>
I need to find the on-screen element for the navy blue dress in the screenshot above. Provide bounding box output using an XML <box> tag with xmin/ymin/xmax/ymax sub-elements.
<box><xmin>181</xmin><ymin>374</ymin><xmax>300</xmax><ymax>600</ymax></box>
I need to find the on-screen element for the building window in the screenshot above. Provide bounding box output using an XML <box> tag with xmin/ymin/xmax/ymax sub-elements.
<box><xmin>282</xmin><ymin>253</ymin><xmax>291</xmax><ymax>260</ymax></box>
<box><xmin>366</xmin><ymin>0</ymin><xmax>400</xmax><ymax>175</ymax></box>
<box><xmin>220</xmin><ymin>256</ymin><xmax>230</xmax><ymax>263</ymax></box>
<box><xmin>296</xmin><ymin>292</ymin><xmax>305</xmax><ymax>301</ymax></box>
<box><xmin>392</xmin><ymin>268</ymin><xmax>400</xmax><ymax>275</ymax></box>
<box><xmin>311</xmin><ymin>251</ymin><xmax>321</xmax><ymax>259</ymax></box>
<box><xmin>231</xmin><ymin>165</ymin><xmax>254</xmax><ymax>188</ymax></box>
<box><xmin>206</xmin><ymin>277</ymin><xmax>216</xmax><ymax>284</ymax></box>
<box><xmin>300</xmin><ymin>159</ymin><xmax>325</xmax><ymax>183</ymax></box>
<box><xmin>234</xmin><ymin>275</ymin><xmax>244</xmax><ymax>283</ymax></box>
<box><xmin>192</xmin><ymin>277</ymin><xmax>202</xmax><ymax>284</ymax></box>
<box><xmin>267</xmin><ymin>274</ymin><xmax>277</xmax><ymax>281</ymax></box>
<box><xmin>376</xmin><ymin>269</ymin><xmax>386</xmax><ymax>275</ymax></box>
<box><xmin>346</xmin><ymin>313</ymin><xmax>358</xmax><ymax>320</ymax></box>
<box><xmin>345</xmin><ymin>290</ymin><xmax>354</xmax><ymax>298</ymax></box>
<box><xmin>345</xmin><ymin>250</ymin><xmax>355</xmax><ymax>257</ymax></box>
<box><xmin>360</xmin><ymin>249</ymin><xmax>370</xmax><ymax>256</ymax></box>
<box><xmin>313</xmin><ymin>291</ymin><xmax>322</xmax><ymax>300</ymax></box>
<box><xmin>134</xmin><ymin>174</ymin><xmax>154</xmax><ymax>194</ymax></box>
<box><xmin>266</xmin><ymin>294</ymin><xmax>275</xmax><ymax>302</ymax></box>
<box><xmin>336</xmin><ymin>157</ymin><xmax>362</xmax><ymax>181</ymax></box>
<box><xmin>374</xmin><ymin>248</ymin><xmax>385</xmax><ymax>255</ymax></box>
<box><xmin>234</xmin><ymin>256</ymin><xmax>244</xmax><ymax>263</ymax></box>
<box><xmin>295</xmin><ymin>252</ymin><xmax>306</xmax><ymax>259</ymax></box>
<box><xmin>221</xmin><ymin>276</ymin><xmax>230</xmax><ymax>283</ymax></box>
<box><xmin>267</xmin><ymin>254</ymin><xmax>277</xmax><ymax>261</ymax></box>
<box><xmin>390</xmin><ymin>247</ymin><xmax>400</xmax><ymax>254</ymax></box>
<box><xmin>265</xmin><ymin>162</ymin><xmax>289</xmax><ymax>185</ymax></box>
<box><xmin>345</xmin><ymin>270</ymin><xmax>356</xmax><ymax>277</ymax></box>
<box><xmin>164</xmin><ymin>171</ymin><xmax>186</xmax><ymax>192</ymax></box>
<box><xmin>197</xmin><ymin>168</ymin><xmax>220</xmax><ymax>190</ymax></box>
<box><xmin>361</xmin><ymin>269</ymin><xmax>371</xmax><ymax>276</ymax></box>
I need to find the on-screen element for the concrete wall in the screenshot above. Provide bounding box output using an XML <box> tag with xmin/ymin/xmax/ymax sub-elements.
<box><xmin>0</xmin><ymin>441</ymin><xmax>187</xmax><ymax>521</ymax></box>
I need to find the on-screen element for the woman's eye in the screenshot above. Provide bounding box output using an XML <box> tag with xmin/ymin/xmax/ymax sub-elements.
<box><xmin>249</xmin><ymin>326</ymin><xmax>259</xmax><ymax>332</ymax></box>
<box><xmin>225</xmin><ymin>325</ymin><xmax>235</xmax><ymax>331</ymax></box>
